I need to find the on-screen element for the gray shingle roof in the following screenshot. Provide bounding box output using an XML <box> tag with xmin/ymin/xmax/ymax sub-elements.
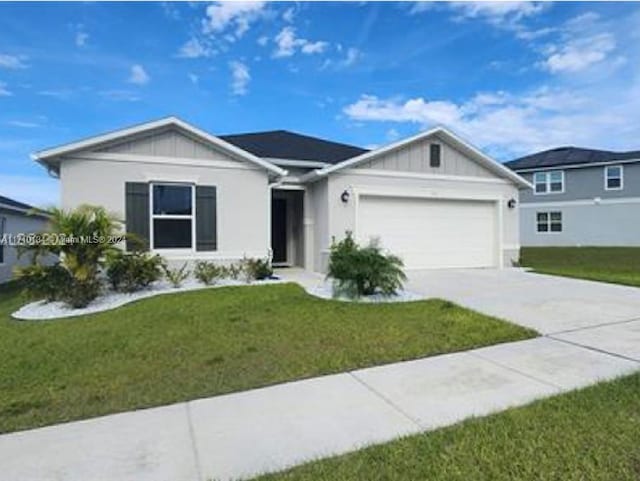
<box><xmin>0</xmin><ymin>195</ymin><xmax>34</xmax><ymax>211</ymax></box>
<box><xmin>505</xmin><ymin>146</ymin><xmax>640</xmax><ymax>171</ymax></box>
<box><xmin>220</xmin><ymin>130</ymin><xmax>368</xmax><ymax>164</ymax></box>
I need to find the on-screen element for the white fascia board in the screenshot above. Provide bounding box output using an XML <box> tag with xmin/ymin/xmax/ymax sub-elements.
<box><xmin>32</xmin><ymin>116</ymin><xmax>287</xmax><ymax>177</ymax></box>
<box><xmin>264</xmin><ymin>158</ymin><xmax>329</xmax><ymax>168</ymax></box>
<box><xmin>318</xmin><ymin>126</ymin><xmax>532</xmax><ymax>189</ymax></box>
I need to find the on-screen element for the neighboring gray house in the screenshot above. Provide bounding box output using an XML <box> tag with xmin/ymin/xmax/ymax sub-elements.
<box><xmin>505</xmin><ymin>146</ymin><xmax>640</xmax><ymax>246</ymax></box>
<box><xmin>33</xmin><ymin>117</ymin><xmax>530</xmax><ymax>272</ymax></box>
<box><xmin>0</xmin><ymin>195</ymin><xmax>50</xmax><ymax>283</ymax></box>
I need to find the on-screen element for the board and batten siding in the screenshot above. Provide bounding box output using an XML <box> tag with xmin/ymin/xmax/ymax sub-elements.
<box><xmin>356</xmin><ymin>135</ymin><xmax>495</xmax><ymax>178</ymax></box>
<box><xmin>98</xmin><ymin>127</ymin><xmax>232</xmax><ymax>161</ymax></box>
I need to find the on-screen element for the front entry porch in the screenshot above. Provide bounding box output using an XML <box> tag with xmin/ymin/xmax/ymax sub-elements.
<box><xmin>271</xmin><ymin>189</ymin><xmax>305</xmax><ymax>267</ymax></box>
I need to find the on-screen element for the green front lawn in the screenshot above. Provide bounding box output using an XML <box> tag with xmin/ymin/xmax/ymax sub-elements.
<box><xmin>521</xmin><ymin>247</ymin><xmax>640</xmax><ymax>287</ymax></box>
<box><xmin>255</xmin><ymin>373</ymin><xmax>640</xmax><ymax>481</ymax></box>
<box><xmin>0</xmin><ymin>282</ymin><xmax>534</xmax><ymax>434</ymax></box>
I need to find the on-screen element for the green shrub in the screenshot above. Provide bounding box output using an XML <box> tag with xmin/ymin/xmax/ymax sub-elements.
<box><xmin>105</xmin><ymin>251</ymin><xmax>165</xmax><ymax>293</ymax></box>
<box><xmin>163</xmin><ymin>263</ymin><xmax>190</xmax><ymax>288</ymax></box>
<box><xmin>241</xmin><ymin>257</ymin><xmax>273</xmax><ymax>281</ymax></box>
<box><xmin>14</xmin><ymin>263</ymin><xmax>71</xmax><ymax>303</ymax></box>
<box><xmin>221</xmin><ymin>263</ymin><xmax>243</xmax><ymax>280</ymax></box>
<box><xmin>17</xmin><ymin>205</ymin><xmax>122</xmax><ymax>308</ymax></box>
<box><xmin>327</xmin><ymin>231</ymin><xmax>407</xmax><ymax>299</ymax></box>
<box><xmin>193</xmin><ymin>261</ymin><xmax>224</xmax><ymax>285</ymax></box>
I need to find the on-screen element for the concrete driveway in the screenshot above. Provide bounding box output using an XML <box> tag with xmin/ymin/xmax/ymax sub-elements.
<box><xmin>406</xmin><ymin>268</ymin><xmax>640</xmax><ymax>335</ymax></box>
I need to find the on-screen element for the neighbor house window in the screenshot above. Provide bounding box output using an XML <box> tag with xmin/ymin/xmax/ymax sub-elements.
<box><xmin>533</xmin><ymin>171</ymin><xmax>564</xmax><ymax>194</ymax></box>
<box><xmin>536</xmin><ymin>211</ymin><xmax>562</xmax><ymax>233</ymax></box>
<box><xmin>0</xmin><ymin>216</ymin><xmax>5</xmax><ymax>264</ymax></box>
<box><xmin>151</xmin><ymin>183</ymin><xmax>194</xmax><ymax>249</ymax></box>
<box><xmin>429</xmin><ymin>143</ymin><xmax>441</xmax><ymax>168</ymax></box>
<box><xmin>605</xmin><ymin>165</ymin><xmax>623</xmax><ymax>190</ymax></box>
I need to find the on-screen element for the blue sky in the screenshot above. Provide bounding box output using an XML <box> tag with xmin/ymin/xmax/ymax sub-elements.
<box><xmin>2</xmin><ymin>1</ymin><xmax>640</xmax><ymax>206</ymax></box>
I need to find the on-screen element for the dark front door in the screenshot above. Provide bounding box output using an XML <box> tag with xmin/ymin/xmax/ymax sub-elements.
<box><xmin>271</xmin><ymin>198</ymin><xmax>287</xmax><ymax>264</ymax></box>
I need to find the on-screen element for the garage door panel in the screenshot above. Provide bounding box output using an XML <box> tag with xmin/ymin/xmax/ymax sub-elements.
<box><xmin>357</xmin><ymin>196</ymin><xmax>497</xmax><ymax>269</ymax></box>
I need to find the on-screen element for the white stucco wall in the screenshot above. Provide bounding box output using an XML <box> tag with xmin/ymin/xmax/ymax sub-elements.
<box><xmin>0</xmin><ymin>211</ymin><xmax>50</xmax><ymax>283</ymax></box>
<box><xmin>60</xmin><ymin>156</ymin><xmax>271</xmax><ymax>261</ymax></box>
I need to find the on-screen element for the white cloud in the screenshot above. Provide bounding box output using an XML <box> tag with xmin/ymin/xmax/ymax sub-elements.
<box><xmin>37</xmin><ymin>89</ymin><xmax>73</xmax><ymax>99</ymax></box>
<box><xmin>342</xmin><ymin>79</ymin><xmax>640</xmax><ymax>159</ymax></box>
<box><xmin>75</xmin><ymin>31</ymin><xmax>89</xmax><ymax>47</ymax></box>
<box><xmin>0</xmin><ymin>81</ymin><xmax>12</xmax><ymax>96</ymax></box>
<box><xmin>544</xmin><ymin>33</ymin><xmax>615</xmax><ymax>73</ymax></box>
<box><xmin>74</xmin><ymin>25</ymin><xmax>89</xmax><ymax>48</ymax></box>
<box><xmin>273</xmin><ymin>27</ymin><xmax>328</xmax><ymax>58</ymax></box>
<box><xmin>283</xmin><ymin>6</ymin><xmax>295</xmax><ymax>23</ymax></box>
<box><xmin>345</xmin><ymin>95</ymin><xmax>463</xmax><ymax>126</ymax></box>
<box><xmin>449</xmin><ymin>1</ymin><xmax>546</xmax><ymax>24</ymax></box>
<box><xmin>229</xmin><ymin>60</ymin><xmax>250</xmax><ymax>95</ymax></box>
<box><xmin>128</xmin><ymin>64</ymin><xmax>150</xmax><ymax>85</ymax></box>
<box><xmin>257</xmin><ymin>35</ymin><xmax>269</xmax><ymax>46</ymax></box>
<box><xmin>188</xmin><ymin>73</ymin><xmax>199</xmax><ymax>85</ymax></box>
<box><xmin>386</xmin><ymin>128</ymin><xmax>400</xmax><ymax>141</ymax></box>
<box><xmin>342</xmin><ymin>47</ymin><xmax>360</xmax><ymax>66</ymax></box>
<box><xmin>301</xmin><ymin>41</ymin><xmax>329</xmax><ymax>55</ymax></box>
<box><xmin>203</xmin><ymin>1</ymin><xmax>266</xmax><ymax>39</ymax></box>
<box><xmin>100</xmin><ymin>89</ymin><xmax>141</xmax><ymax>102</ymax></box>
<box><xmin>408</xmin><ymin>2</ymin><xmax>435</xmax><ymax>15</ymax></box>
<box><xmin>0</xmin><ymin>174</ymin><xmax>59</xmax><ymax>208</ymax></box>
<box><xmin>7</xmin><ymin>120</ymin><xmax>40</xmax><ymax>128</ymax></box>
<box><xmin>321</xmin><ymin>47</ymin><xmax>361</xmax><ymax>71</ymax></box>
<box><xmin>178</xmin><ymin>37</ymin><xmax>215</xmax><ymax>58</ymax></box>
<box><xmin>0</xmin><ymin>53</ymin><xmax>27</xmax><ymax>69</ymax></box>
<box><xmin>538</xmin><ymin>13</ymin><xmax>617</xmax><ymax>74</ymax></box>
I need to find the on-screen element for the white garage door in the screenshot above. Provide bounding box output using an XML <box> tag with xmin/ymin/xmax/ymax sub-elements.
<box><xmin>357</xmin><ymin>195</ymin><xmax>497</xmax><ymax>269</ymax></box>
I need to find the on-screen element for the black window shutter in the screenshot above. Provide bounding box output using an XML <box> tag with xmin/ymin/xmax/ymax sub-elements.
<box><xmin>125</xmin><ymin>182</ymin><xmax>150</xmax><ymax>251</ymax></box>
<box><xmin>430</xmin><ymin>143</ymin><xmax>441</xmax><ymax>168</ymax></box>
<box><xmin>196</xmin><ymin>186</ymin><xmax>217</xmax><ymax>251</ymax></box>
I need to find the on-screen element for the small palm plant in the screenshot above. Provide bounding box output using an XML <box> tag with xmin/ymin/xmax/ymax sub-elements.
<box><xmin>327</xmin><ymin>231</ymin><xmax>407</xmax><ymax>299</ymax></box>
<box><xmin>16</xmin><ymin>205</ymin><xmax>123</xmax><ymax>308</ymax></box>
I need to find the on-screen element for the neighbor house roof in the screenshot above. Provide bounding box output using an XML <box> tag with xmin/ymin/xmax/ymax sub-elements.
<box><xmin>219</xmin><ymin>130</ymin><xmax>368</xmax><ymax>165</ymax></box>
<box><xmin>0</xmin><ymin>194</ymin><xmax>45</xmax><ymax>216</ymax></box>
<box><xmin>0</xmin><ymin>195</ymin><xmax>32</xmax><ymax>211</ymax></box>
<box><xmin>505</xmin><ymin>146</ymin><xmax>640</xmax><ymax>171</ymax></box>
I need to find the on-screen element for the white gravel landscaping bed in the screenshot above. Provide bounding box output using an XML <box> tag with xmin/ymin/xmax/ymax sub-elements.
<box><xmin>305</xmin><ymin>281</ymin><xmax>424</xmax><ymax>303</ymax></box>
<box><xmin>12</xmin><ymin>277</ymin><xmax>284</xmax><ymax>321</ymax></box>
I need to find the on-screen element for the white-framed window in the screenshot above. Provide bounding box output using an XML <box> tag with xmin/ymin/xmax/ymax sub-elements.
<box><xmin>605</xmin><ymin>165</ymin><xmax>623</xmax><ymax>190</ymax></box>
<box><xmin>150</xmin><ymin>183</ymin><xmax>195</xmax><ymax>250</ymax></box>
<box><xmin>536</xmin><ymin>211</ymin><xmax>562</xmax><ymax>233</ymax></box>
<box><xmin>533</xmin><ymin>170</ymin><xmax>564</xmax><ymax>194</ymax></box>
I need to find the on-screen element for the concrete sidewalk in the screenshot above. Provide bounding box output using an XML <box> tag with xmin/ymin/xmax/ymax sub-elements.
<box><xmin>1</xmin><ymin>322</ymin><xmax>639</xmax><ymax>481</ymax></box>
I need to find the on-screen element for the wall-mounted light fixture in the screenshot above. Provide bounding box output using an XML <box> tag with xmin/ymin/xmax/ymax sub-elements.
<box><xmin>340</xmin><ymin>189</ymin><xmax>350</xmax><ymax>203</ymax></box>
<box><xmin>507</xmin><ymin>198</ymin><xmax>517</xmax><ymax>209</ymax></box>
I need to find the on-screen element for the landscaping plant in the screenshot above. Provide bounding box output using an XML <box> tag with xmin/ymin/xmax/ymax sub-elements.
<box><xmin>241</xmin><ymin>257</ymin><xmax>273</xmax><ymax>281</ymax></box>
<box><xmin>193</xmin><ymin>261</ymin><xmax>224</xmax><ymax>285</ymax></box>
<box><xmin>221</xmin><ymin>262</ymin><xmax>243</xmax><ymax>280</ymax></box>
<box><xmin>327</xmin><ymin>231</ymin><xmax>407</xmax><ymax>298</ymax></box>
<box><xmin>16</xmin><ymin>205</ymin><xmax>122</xmax><ymax>308</ymax></box>
<box><xmin>106</xmin><ymin>250</ymin><xmax>165</xmax><ymax>293</ymax></box>
<box><xmin>163</xmin><ymin>263</ymin><xmax>190</xmax><ymax>288</ymax></box>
